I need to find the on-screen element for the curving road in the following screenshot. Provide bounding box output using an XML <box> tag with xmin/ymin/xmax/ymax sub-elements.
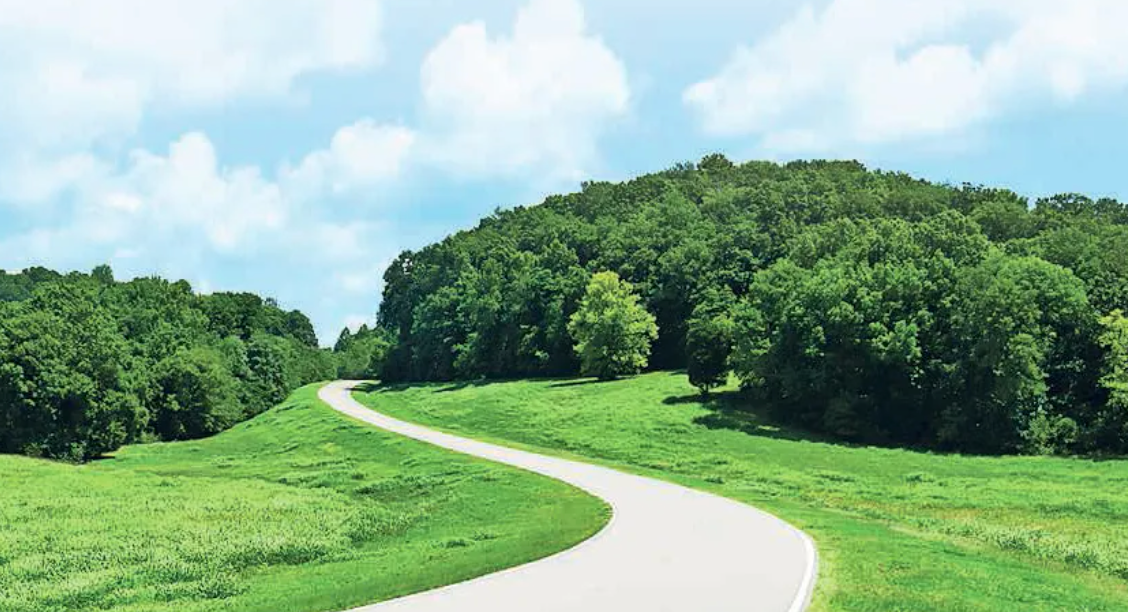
<box><xmin>320</xmin><ymin>381</ymin><xmax>818</xmax><ymax>612</ymax></box>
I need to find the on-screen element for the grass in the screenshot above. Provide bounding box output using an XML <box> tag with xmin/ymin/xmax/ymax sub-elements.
<box><xmin>356</xmin><ymin>372</ymin><xmax>1128</xmax><ymax>612</ymax></box>
<box><xmin>0</xmin><ymin>384</ymin><xmax>609</xmax><ymax>612</ymax></box>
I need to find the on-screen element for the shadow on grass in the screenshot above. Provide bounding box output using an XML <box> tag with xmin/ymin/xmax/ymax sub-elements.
<box><xmin>352</xmin><ymin>378</ymin><xmax>524</xmax><ymax>395</ymax></box>
<box><xmin>664</xmin><ymin>390</ymin><xmax>827</xmax><ymax>444</ymax></box>
<box><xmin>433</xmin><ymin>380</ymin><xmax>502</xmax><ymax>393</ymax></box>
<box><xmin>547</xmin><ymin>378</ymin><xmax>619</xmax><ymax>389</ymax></box>
<box><xmin>677</xmin><ymin>392</ymin><xmax>991</xmax><ymax>454</ymax></box>
<box><xmin>350</xmin><ymin>381</ymin><xmax>390</xmax><ymax>394</ymax></box>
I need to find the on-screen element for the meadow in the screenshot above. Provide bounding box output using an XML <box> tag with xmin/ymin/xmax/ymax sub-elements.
<box><xmin>356</xmin><ymin>372</ymin><xmax>1128</xmax><ymax>612</ymax></box>
<box><xmin>0</xmin><ymin>384</ymin><xmax>608</xmax><ymax>612</ymax></box>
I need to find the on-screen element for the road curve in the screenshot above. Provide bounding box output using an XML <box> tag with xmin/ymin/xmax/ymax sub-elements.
<box><xmin>320</xmin><ymin>381</ymin><xmax>818</xmax><ymax>612</ymax></box>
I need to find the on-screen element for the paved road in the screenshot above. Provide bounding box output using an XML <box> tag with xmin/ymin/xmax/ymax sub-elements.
<box><xmin>320</xmin><ymin>381</ymin><xmax>818</xmax><ymax>612</ymax></box>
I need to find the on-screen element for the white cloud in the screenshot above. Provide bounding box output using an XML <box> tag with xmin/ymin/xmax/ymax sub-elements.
<box><xmin>283</xmin><ymin>120</ymin><xmax>415</xmax><ymax>198</ymax></box>
<box><xmin>0</xmin><ymin>133</ymin><xmax>287</xmax><ymax>273</ymax></box>
<box><xmin>302</xmin><ymin>221</ymin><xmax>386</xmax><ymax>264</ymax></box>
<box><xmin>103</xmin><ymin>133</ymin><xmax>288</xmax><ymax>251</ymax></box>
<box><xmin>0</xmin><ymin>0</ymin><xmax>386</xmax><ymax>204</ymax></box>
<box><xmin>0</xmin><ymin>0</ymin><xmax>383</xmax><ymax>108</ymax></box>
<box><xmin>418</xmin><ymin>0</ymin><xmax>629</xmax><ymax>178</ymax></box>
<box><xmin>685</xmin><ymin>0</ymin><xmax>1128</xmax><ymax>153</ymax></box>
<box><xmin>0</xmin><ymin>119</ymin><xmax>414</xmax><ymax>273</ymax></box>
<box><xmin>0</xmin><ymin>153</ymin><xmax>107</xmax><ymax>205</ymax></box>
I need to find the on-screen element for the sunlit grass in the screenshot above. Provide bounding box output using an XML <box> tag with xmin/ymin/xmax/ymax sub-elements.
<box><xmin>356</xmin><ymin>372</ymin><xmax>1128</xmax><ymax>612</ymax></box>
<box><xmin>0</xmin><ymin>384</ymin><xmax>609</xmax><ymax>612</ymax></box>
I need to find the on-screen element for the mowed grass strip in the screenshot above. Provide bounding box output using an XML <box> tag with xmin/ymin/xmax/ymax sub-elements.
<box><xmin>0</xmin><ymin>384</ymin><xmax>609</xmax><ymax>612</ymax></box>
<box><xmin>356</xmin><ymin>373</ymin><xmax>1128</xmax><ymax>612</ymax></box>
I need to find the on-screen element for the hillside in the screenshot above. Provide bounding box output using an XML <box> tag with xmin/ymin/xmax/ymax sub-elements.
<box><xmin>374</xmin><ymin>156</ymin><xmax>1128</xmax><ymax>455</ymax></box>
<box><xmin>0</xmin><ymin>265</ymin><xmax>401</xmax><ymax>461</ymax></box>
<box><xmin>355</xmin><ymin>372</ymin><xmax>1128</xmax><ymax>612</ymax></box>
<box><xmin>0</xmin><ymin>266</ymin><xmax>339</xmax><ymax>461</ymax></box>
<box><xmin>0</xmin><ymin>385</ymin><xmax>607</xmax><ymax>612</ymax></box>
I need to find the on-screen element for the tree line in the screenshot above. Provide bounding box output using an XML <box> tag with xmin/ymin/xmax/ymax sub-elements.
<box><xmin>0</xmin><ymin>266</ymin><xmax>362</xmax><ymax>461</ymax></box>
<box><xmin>373</xmin><ymin>155</ymin><xmax>1128</xmax><ymax>455</ymax></box>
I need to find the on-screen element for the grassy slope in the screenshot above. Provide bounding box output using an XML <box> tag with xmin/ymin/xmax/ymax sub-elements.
<box><xmin>0</xmin><ymin>384</ymin><xmax>608</xmax><ymax>612</ymax></box>
<box><xmin>356</xmin><ymin>372</ymin><xmax>1128</xmax><ymax>612</ymax></box>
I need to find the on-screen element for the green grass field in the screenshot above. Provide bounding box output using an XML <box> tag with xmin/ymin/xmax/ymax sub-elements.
<box><xmin>0</xmin><ymin>384</ymin><xmax>608</xmax><ymax>612</ymax></box>
<box><xmin>356</xmin><ymin>372</ymin><xmax>1128</xmax><ymax>612</ymax></box>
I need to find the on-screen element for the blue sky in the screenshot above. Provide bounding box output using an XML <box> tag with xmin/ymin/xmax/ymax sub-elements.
<box><xmin>3</xmin><ymin>0</ymin><xmax>1128</xmax><ymax>345</ymax></box>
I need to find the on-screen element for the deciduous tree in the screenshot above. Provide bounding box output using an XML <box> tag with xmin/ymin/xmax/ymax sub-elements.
<box><xmin>568</xmin><ymin>272</ymin><xmax>658</xmax><ymax>380</ymax></box>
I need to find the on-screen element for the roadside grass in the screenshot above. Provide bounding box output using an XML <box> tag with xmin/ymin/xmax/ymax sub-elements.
<box><xmin>0</xmin><ymin>384</ymin><xmax>609</xmax><ymax>612</ymax></box>
<box><xmin>356</xmin><ymin>372</ymin><xmax>1128</xmax><ymax>612</ymax></box>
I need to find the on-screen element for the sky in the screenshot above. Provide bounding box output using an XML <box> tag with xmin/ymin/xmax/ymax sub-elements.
<box><xmin>3</xmin><ymin>0</ymin><xmax>1128</xmax><ymax>345</ymax></box>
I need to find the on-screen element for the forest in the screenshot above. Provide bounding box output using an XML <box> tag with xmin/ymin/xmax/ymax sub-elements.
<box><xmin>5</xmin><ymin>155</ymin><xmax>1128</xmax><ymax>459</ymax></box>
<box><xmin>376</xmin><ymin>155</ymin><xmax>1128</xmax><ymax>456</ymax></box>
<box><xmin>0</xmin><ymin>266</ymin><xmax>389</xmax><ymax>461</ymax></box>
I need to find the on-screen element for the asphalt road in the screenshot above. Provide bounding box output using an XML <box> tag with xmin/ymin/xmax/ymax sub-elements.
<box><xmin>320</xmin><ymin>381</ymin><xmax>817</xmax><ymax>612</ymax></box>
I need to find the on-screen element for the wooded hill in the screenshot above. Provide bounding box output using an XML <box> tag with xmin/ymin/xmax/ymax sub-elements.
<box><xmin>0</xmin><ymin>267</ymin><xmax>336</xmax><ymax>460</ymax></box>
<box><xmin>375</xmin><ymin>155</ymin><xmax>1128</xmax><ymax>455</ymax></box>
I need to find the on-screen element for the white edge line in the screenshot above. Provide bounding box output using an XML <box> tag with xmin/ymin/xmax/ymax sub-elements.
<box><xmin>787</xmin><ymin>526</ymin><xmax>819</xmax><ymax>612</ymax></box>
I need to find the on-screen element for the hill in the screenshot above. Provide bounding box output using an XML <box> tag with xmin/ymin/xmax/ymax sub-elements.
<box><xmin>0</xmin><ymin>385</ymin><xmax>607</xmax><ymax>612</ymax></box>
<box><xmin>373</xmin><ymin>156</ymin><xmax>1128</xmax><ymax>455</ymax></box>
<box><xmin>355</xmin><ymin>372</ymin><xmax>1128</xmax><ymax>612</ymax></box>
<box><xmin>1</xmin><ymin>266</ymin><xmax>356</xmax><ymax>461</ymax></box>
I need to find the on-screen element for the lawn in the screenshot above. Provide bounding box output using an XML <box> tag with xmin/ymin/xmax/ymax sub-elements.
<box><xmin>0</xmin><ymin>384</ymin><xmax>609</xmax><ymax>612</ymax></box>
<box><xmin>355</xmin><ymin>372</ymin><xmax>1128</xmax><ymax>612</ymax></box>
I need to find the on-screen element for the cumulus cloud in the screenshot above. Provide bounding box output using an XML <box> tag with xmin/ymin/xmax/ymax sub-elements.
<box><xmin>418</xmin><ymin>0</ymin><xmax>630</xmax><ymax>178</ymax></box>
<box><xmin>103</xmin><ymin>133</ymin><xmax>287</xmax><ymax>251</ymax></box>
<box><xmin>0</xmin><ymin>0</ymin><xmax>386</xmax><ymax>203</ymax></box>
<box><xmin>685</xmin><ymin>0</ymin><xmax>1128</xmax><ymax>153</ymax></box>
<box><xmin>282</xmin><ymin>120</ymin><xmax>416</xmax><ymax>198</ymax></box>
<box><xmin>0</xmin><ymin>0</ymin><xmax>383</xmax><ymax>110</ymax></box>
<box><xmin>0</xmin><ymin>133</ymin><xmax>286</xmax><ymax>270</ymax></box>
<box><xmin>0</xmin><ymin>117</ymin><xmax>412</xmax><ymax>272</ymax></box>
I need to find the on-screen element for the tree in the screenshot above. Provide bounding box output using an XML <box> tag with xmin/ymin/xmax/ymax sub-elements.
<box><xmin>568</xmin><ymin>272</ymin><xmax>658</xmax><ymax>380</ymax></box>
<box><xmin>91</xmin><ymin>264</ymin><xmax>115</xmax><ymax>285</ymax></box>
<box><xmin>150</xmin><ymin>347</ymin><xmax>243</xmax><ymax>441</ymax></box>
<box><xmin>943</xmin><ymin>254</ymin><xmax>1096</xmax><ymax>454</ymax></box>
<box><xmin>335</xmin><ymin>325</ymin><xmax>392</xmax><ymax>379</ymax></box>
<box><xmin>0</xmin><ymin>266</ymin><xmax>331</xmax><ymax>461</ymax></box>
<box><xmin>0</xmin><ymin>282</ymin><xmax>143</xmax><ymax>461</ymax></box>
<box><xmin>1099</xmin><ymin>310</ymin><xmax>1128</xmax><ymax>406</ymax></box>
<box><xmin>1097</xmin><ymin>310</ymin><xmax>1128</xmax><ymax>451</ymax></box>
<box><xmin>686</xmin><ymin>287</ymin><xmax>735</xmax><ymax>395</ymax></box>
<box><xmin>729</xmin><ymin>218</ymin><xmax>968</xmax><ymax>445</ymax></box>
<box><xmin>241</xmin><ymin>333</ymin><xmax>292</xmax><ymax>415</ymax></box>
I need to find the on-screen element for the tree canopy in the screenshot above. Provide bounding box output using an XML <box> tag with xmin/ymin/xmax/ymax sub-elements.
<box><xmin>0</xmin><ymin>267</ymin><xmax>335</xmax><ymax>461</ymax></box>
<box><xmin>568</xmin><ymin>272</ymin><xmax>658</xmax><ymax>380</ymax></box>
<box><xmin>373</xmin><ymin>155</ymin><xmax>1128</xmax><ymax>455</ymax></box>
